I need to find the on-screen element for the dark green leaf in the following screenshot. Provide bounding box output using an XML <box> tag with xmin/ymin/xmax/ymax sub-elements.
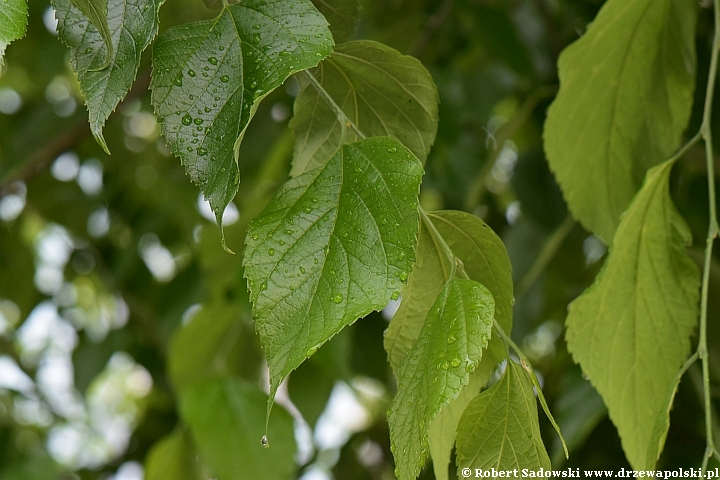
<box><xmin>544</xmin><ymin>0</ymin><xmax>697</xmax><ymax>243</ymax></box>
<box><xmin>54</xmin><ymin>0</ymin><xmax>163</xmax><ymax>153</ymax></box>
<box><xmin>243</xmin><ymin>137</ymin><xmax>422</xmax><ymax>405</ymax></box>
<box><xmin>389</xmin><ymin>277</ymin><xmax>494</xmax><ymax>480</ymax></box>
<box><xmin>456</xmin><ymin>361</ymin><xmax>551</xmax><ymax>472</ymax></box>
<box><xmin>565</xmin><ymin>159</ymin><xmax>700</xmax><ymax>469</ymax></box>
<box><xmin>151</xmin><ymin>0</ymin><xmax>334</xmax><ymax>239</ymax></box>
<box><xmin>290</xmin><ymin>40</ymin><xmax>439</xmax><ymax>176</ymax></box>
<box><xmin>180</xmin><ymin>377</ymin><xmax>296</xmax><ymax>480</ymax></box>
<box><xmin>0</xmin><ymin>0</ymin><xmax>27</xmax><ymax>69</ymax></box>
<box><xmin>311</xmin><ymin>0</ymin><xmax>359</xmax><ymax>43</ymax></box>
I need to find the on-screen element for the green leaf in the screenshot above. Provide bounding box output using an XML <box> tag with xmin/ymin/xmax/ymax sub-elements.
<box><xmin>151</xmin><ymin>0</ymin><xmax>334</xmax><ymax>240</ymax></box>
<box><xmin>389</xmin><ymin>277</ymin><xmax>494</xmax><ymax>480</ymax></box>
<box><xmin>310</xmin><ymin>0</ymin><xmax>359</xmax><ymax>43</ymax></box>
<box><xmin>53</xmin><ymin>0</ymin><xmax>163</xmax><ymax>153</ymax></box>
<box><xmin>543</xmin><ymin>0</ymin><xmax>697</xmax><ymax>243</ymax></box>
<box><xmin>168</xmin><ymin>304</ymin><xmax>245</xmax><ymax>393</ymax></box>
<box><xmin>180</xmin><ymin>377</ymin><xmax>296</xmax><ymax>480</ymax></box>
<box><xmin>428</xmin><ymin>362</ymin><xmax>496</xmax><ymax>480</ymax></box>
<box><xmin>145</xmin><ymin>428</ymin><xmax>204</xmax><ymax>480</ymax></box>
<box><xmin>456</xmin><ymin>360</ymin><xmax>551</xmax><ymax>473</ymax></box>
<box><xmin>384</xmin><ymin>211</ymin><xmax>513</xmax><ymax>375</ymax></box>
<box><xmin>67</xmin><ymin>0</ymin><xmax>113</xmax><ymax>70</ymax></box>
<box><xmin>289</xmin><ymin>40</ymin><xmax>439</xmax><ymax>176</ymax></box>
<box><xmin>243</xmin><ymin>137</ymin><xmax>423</xmax><ymax>405</ymax></box>
<box><xmin>0</xmin><ymin>0</ymin><xmax>28</xmax><ymax>69</ymax></box>
<box><xmin>565</xmin><ymin>159</ymin><xmax>700</xmax><ymax>469</ymax></box>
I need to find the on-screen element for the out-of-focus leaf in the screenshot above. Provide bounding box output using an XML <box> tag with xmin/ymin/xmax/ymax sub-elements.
<box><xmin>145</xmin><ymin>428</ymin><xmax>204</xmax><ymax>480</ymax></box>
<box><xmin>180</xmin><ymin>377</ymin><xmax>296</xmax><ymax>480</ymax></box>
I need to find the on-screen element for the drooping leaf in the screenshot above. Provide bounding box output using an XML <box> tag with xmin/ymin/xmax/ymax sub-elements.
<box><xmin>145</xmin><ymin>428</ymin><xmax>204</xmax><ymax>480</ymax></box>
<box><xmin>310</xmin><ymin>0</ymin><xmax>359</xmax><ymax>43</ymax></box>
<box><xmin>389</xmin><ymin>277</ymin><xmax>494</xmax><ymax>480</ymax></box>
<box><xmin>151</xmin><ymin>0</ymin><xmax>334</xmax><ymax>238</ymax></box>
<box><xmin>53</xmin><ymin>0</ymin><xmax>163</xmax><ymax>153</ymax></box>
<box><xmin>385</xmin><ymin>211</ymin><xmax>513</xmax><ymax>375</ymax></box>
<box><xmin>456</xmin><ymin>361</ymin><xmax>551</xmax><ymax>473</ymax></box>
<box><xmin>243</xmin><ymin>137</ymin><xmax>422</xmax><ymax>405</ymax></box>
<box><xmin>180</xmin><ymin>377</ymin><xmax>296</xmax><ymax>480</ymax></box>
<box><xmin>289</xmin><ymin>40</ymin><xmax>439</xmax><ymax>176</ymax></box>
<box><xmin>0</xmin><ymin>0</ymin><xmax>27</xmax><ymax>69</ymax></box>
<box><xmin>67</xmin><ymin>0</ymin><xmax>113</xmax><ymax>69</ymax></box>
<box><xmin>543</xmin><ymin>0</ymin><xmax>697</xmax><ymax>243</ymax></box>
<box><xmin>168</xmin><ymin>304</ymin><xmax>248</xmax><ymax>393</ymax></box>
<box><xmin>428</xmin><ymin>358</ymin><xmax>496</xmax><ymax>480</ymax></box>
<box><xmin>565</xmin><ymin>159</ymin><xmax>700</xmax><ymax>469</ymax></box>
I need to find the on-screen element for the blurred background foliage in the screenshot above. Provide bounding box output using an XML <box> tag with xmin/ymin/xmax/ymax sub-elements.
<box><xmin>0</xmin><ymin>0</ymin><xmax>718</xmax><ymax>478</ymax></box>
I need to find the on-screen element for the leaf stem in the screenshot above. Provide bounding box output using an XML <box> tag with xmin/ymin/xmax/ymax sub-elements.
<box><xmin>699</xmin><ymin>0</ymin><xmax>720</xmax><ymax>473</ymax></box>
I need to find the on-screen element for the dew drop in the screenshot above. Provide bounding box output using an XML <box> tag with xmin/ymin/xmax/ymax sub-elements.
<box><xmin>278</xmin><ymin>240</ymin><xmax>285</xmax><ymax>245</ymax></box>
<box><xmin>188</xmin><ymin>69</ymin><xmax>196</xmax><ymax>77</ymax></box>
<box><xmin>447</xmin><ymin>333</ymin><xmax>457</xmax><ymax>344</ymax></box>
<box><xmin>174</xmin><ymin>73</ymin><xmax>183</xmax><ymax>86</ymax></box>
<box><xmin>391</xmin><ymin>291</ymin><xmax>400</xmax><ymax>301</ymax></box>
<box><xmin>299</xmin><ymin>266</ymin><xmax>306</xmax><ymax>274</ymax></box>
<box><xmin>197</xmin><ymin>147</ymin><xmax>208</xmax><ymax>156</ymax></box>
<box><xmin>194</xmin><ymin>118</ymin><xmax>203</xmax><ymax>125</ymax></box>
<box><xmin>182</xmin><ymin>114</ymin><xmax>192</xmax><ymax>126</ymax></box>
<box><xmin>220</xmin><ymin>75</ymin><xmax>230</xmax><ymax>83</ymax></box>
<box><xmin>333</xmin><ymin>294</ymin><xmax>343</xmax><ymax>304</ymax></box>
<box><xmin>451</xmin><ymin>357</ymin><xmax>462</xmax><ymax>368</ymax></box>
<box><xmin>253</xmin><ymin>24</ymin><xmax>261</xmax><ymax>30</ymax></box>
<box><xmin>268</xmin><ymin>248</ymin><xmax>275</xmax><ymax>256</ymax></box>
<box><xmin>399</xmin><ymin>271</ymin><xmax>408</xmax><ymax>281</ymax></box>
<box><xmin>209</xmin><ymin>57</ymin><xmax>218</xmax><ymax>65</ymax></box>
<box><xmin>252</xmin><ymin>233</ymin><xmax>259</xmax><ymax>240</ymax></box>
<box><xmin>303</xmin><ymin>206</ymin><xmax>313</xmax><ymax>213</ymax></box>
<box><xmin>398</xmin><ymin>251</ymin><xmax>406</xmax><ymax>260</ymax></box>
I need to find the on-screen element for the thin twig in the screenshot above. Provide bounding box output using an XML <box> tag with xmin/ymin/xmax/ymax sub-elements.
<box><xmin>699</xmin><ymin>0</ymin><xmax>720</xmax><ymax>474</ymax></box>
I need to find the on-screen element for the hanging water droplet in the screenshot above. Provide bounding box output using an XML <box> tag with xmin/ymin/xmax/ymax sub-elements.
<box><xmin>261</xmin><ymin>435</ymin><xmax>269</xmax><ymax>448</ymax></box>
